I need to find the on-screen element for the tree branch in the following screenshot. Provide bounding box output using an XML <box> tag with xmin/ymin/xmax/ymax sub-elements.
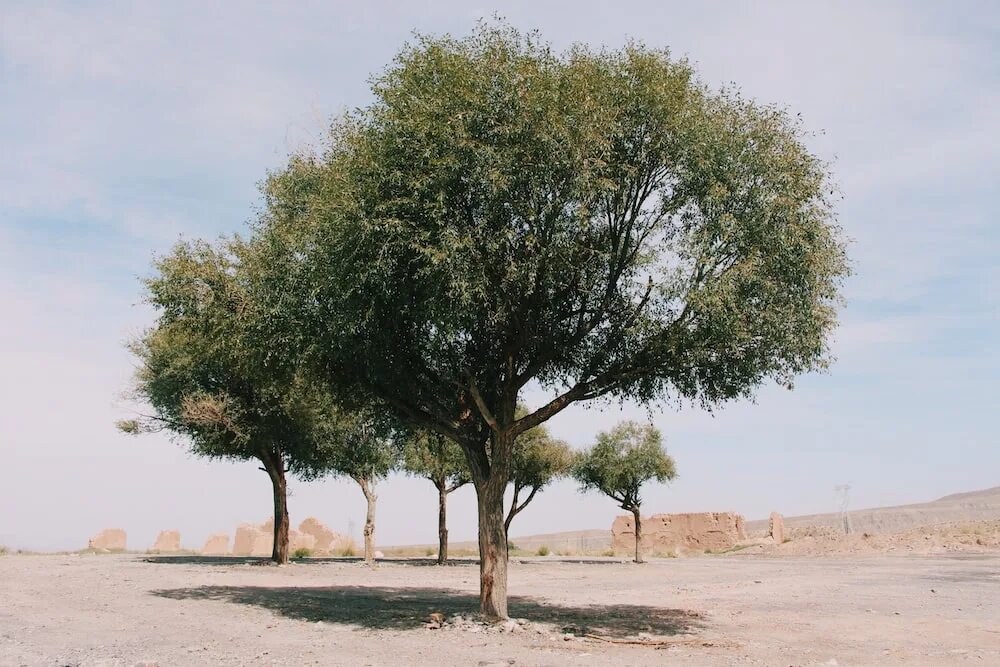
<box><xmin>513</xmin><ymin>485</ymin><xmax>539</xmax><ymax>516</ymax></box>
<box><xmin>466</xmin><ymin>372</ymin><xmax>499</xmax><ymax>433</ymax></box>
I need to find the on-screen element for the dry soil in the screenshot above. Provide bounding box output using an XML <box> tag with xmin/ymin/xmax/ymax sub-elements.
<box><xmin>2</xmin><ymin>550</ymin><xmax>998</xmax><ymax>666</ymax></box>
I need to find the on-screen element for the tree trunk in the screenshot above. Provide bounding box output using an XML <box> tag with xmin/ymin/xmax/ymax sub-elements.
<box><xmin>358</xmin><ymin>477</ymin><xmax>377</xmax><ymax>565</ymax></box>
<box><xmin>263</xmin><ymin>455</ymin><xmax>289</xmax><ymax>565</ymax></box>
<box><xmin>632</xmin><ymin>507</ymin><xmax>643</xmax><ymax>564</ymax></box>
<box><xmin>437</xmin><ymin>482</ymin><xmax>448</xmax><ymax>565</ymax></box>
<box><xmin>476</xmin><ymin>475</ymin><xmax>509</xmax><ymax>620</ymax></box>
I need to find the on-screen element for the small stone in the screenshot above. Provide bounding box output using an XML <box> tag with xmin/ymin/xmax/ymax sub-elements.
<box><xmin>501</xmin><ymin>619</ymin><xmax>521</xmax><ymax>633</ymax></box>
<box><xmin>563</xmin><ymin>633</ymin><xmax>575</xmax><ymax>641</ymax></box>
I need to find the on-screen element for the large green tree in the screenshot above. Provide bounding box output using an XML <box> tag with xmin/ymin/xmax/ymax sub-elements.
<box><xmin>401</xmin><ymin>430</ymin><xmax>471</xmax><ymax>564</ymax></box>
<box><xmin>119</xmin><ymin>241</ymin><xmax>336</xmax><ymax>565</ymax></box>
<box><xmin>255</xmin><ymin>24</ymin><xmax>848</xmax><ymax>617</ymax></box>
<box><xmin>574</xmin><ymin>421</ymin><xmax>676</xmax><ymax>563</ymax></box>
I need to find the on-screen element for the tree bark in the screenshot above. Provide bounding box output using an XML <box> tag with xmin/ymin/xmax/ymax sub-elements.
<box><xmin>358</xmin><ymin>477</ymin><xmax>377</xmax><ymax>565</ymax></box>
<box><xmin>262</xmin><ymin>454</ymin><xmax>289</xmax><ymax>565</ymax></box>
<box><xmin>632</xmin><ymin>507</ymin><xmax>643</xmax><ymax>564</ymax></box>
<box><xmin>437</xmin><ymin>481</ymin><xmax>449</xmax><ymax>565</ymax></box>
<box><xmin>476</xmin><ymin>476</ymin><xmax>509</xmax><ymax>619</ymax></box>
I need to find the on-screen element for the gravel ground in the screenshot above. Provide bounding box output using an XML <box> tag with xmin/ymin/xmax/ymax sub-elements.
<box><xmin>1</xmin><ymin>552</ymin><xmax>998</xmax><ymax>666</ymax></box>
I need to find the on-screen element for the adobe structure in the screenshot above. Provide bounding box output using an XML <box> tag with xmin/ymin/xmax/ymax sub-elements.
<box><xmin>87</xmin><ymin>528</ymin><xmax>127</xmax><ymax>551</ymax></box>
<box><xmin>611</xmin><ymin>512</ymin><xmax>746</xmax><ymax>554</ymax></box>
<box><xmin>230</xmin><ymin>517</ymin><xmax>347</xmax><ymax>556</ymax></box>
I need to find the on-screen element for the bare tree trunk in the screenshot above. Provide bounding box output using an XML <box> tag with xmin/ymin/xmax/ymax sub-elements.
<box><xmin>262</xmin><ymin>455</ymin><xmax>289</xmax><ymax>565</ymax></box>
<box><xmin>476</xmin><ymin>476</ymin><xmax>509</xmax><ymax>620</ymax></box>
<box><xmin>437</xmin><ymin>482</ymin><xmax>448</xmax><ymax>565</ymax></box>
<box><xmin>504</xmin><ymin>484</ymin><xmax>538</xmax><ymax>538</ymax></box>
<box><xmin>504</xmin><ymin>483</ymin><xmax>520</xmax><ymax>538</ymax></box>
<box><xmin>358</xmin><ymin>477</ymin><xmax>377</xmax><ymax>565</ymax></box>
<box><xmin>632</xmin><ymin>507</ymin><xmax>643</xmax><ymax>564</ymax></box>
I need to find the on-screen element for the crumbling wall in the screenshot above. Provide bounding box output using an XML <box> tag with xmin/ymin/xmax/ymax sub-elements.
<box><xmin>612</xmin><ymin>512</ymin><xmax>746</xmax><ymax>554</ymax></box>
<box><xmin>201</xmin><ymin>533</ymin><xmax>230</xmax><ymax>555</ymax></box>
<box><xmin>152</xmin><ymin>530</ymin><xmax>181</xmax><ymax>552</ymax></box>
<box><xmin>87</xmin><ymin>528</ymin><xmax>127</xmax><ymax>551</ymax></box>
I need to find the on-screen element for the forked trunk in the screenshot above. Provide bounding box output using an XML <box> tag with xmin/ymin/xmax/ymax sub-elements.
<box><xmin>437</xmin><ymin>482</ymin><xmax>448</xmax><ymax>565</ymax></box>
<box><xmin>632</xmin><ymin>507</ymin><xmax>643</xmax><ymax>564</ymax></box>
<box><xmin>476</xmin><ymin>477</ymin><xmax>509</xmax><ymax>619</ymax></box>
<box><xmin>263</xmin><ymin>455</ymin><xmax>289</xmax><ymax>565</ymax></box>
<box><xmin>359</xmin><ymin>477</ymin><xmax>377</xmax><ymax>565</ymax></box>
<box><xmin>504</xmin><ymin>483</ymin><xmax>537</xmax><ymax>544</ymax></box>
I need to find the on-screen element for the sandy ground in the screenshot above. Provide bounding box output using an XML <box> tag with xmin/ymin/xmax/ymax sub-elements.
<box><xmin>2</xmin><ymin>552</ymin><xmax>999</xmax><ymax>666</ymax></box>
<box><xmin>742</xmin><ymin>519</ymin><xmax>1000</xmax><ymax>557</ymax></box>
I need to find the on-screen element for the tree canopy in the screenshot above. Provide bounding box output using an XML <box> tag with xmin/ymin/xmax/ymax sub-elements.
<box><xmin>401</xmin><ymin>429</ymin><xmax>472</xmax><ymax>493</ymax></box>
<box><xmin>573</xmin><ymin>421</ymin><xmax>676</xmax><ymax>511</ymax></box>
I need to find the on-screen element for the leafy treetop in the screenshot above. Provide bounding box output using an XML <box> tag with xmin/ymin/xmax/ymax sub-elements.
<box><xmin>120</xmin><ymin>240</ymin><xmax>336</xmax><ymax>476</ymax></box>
<box><xmin>401</xmin><ymin>429</ymin><xmax>472</xmax><ymax>491</ymax></box>
<box><xmin>255</xmin><ymin>21</ymin><xmax>848</xmax><ymax>478</ymax></box>
<box><xmin>573</xmin><ymin>420</ymin><xmax>676</xmax><ymax>511</ymax></box>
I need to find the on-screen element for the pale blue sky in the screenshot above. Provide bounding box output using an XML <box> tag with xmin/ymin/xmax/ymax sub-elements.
<box><xmin>1</xmin><ymin>1</ymin><xmax>997</xmax><ymax>551</ymax></box>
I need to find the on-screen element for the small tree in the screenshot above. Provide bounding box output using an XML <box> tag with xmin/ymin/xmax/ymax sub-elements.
<box><xmin>574</xmin><ymin>421</ymin><xmax>676</xmax><ymax>563</ymax></box>
<box><xmin>401</xmin><ymin>430</ymin><xmax>471</xmax><ymax>563</ymax></box>
<box><xmin>312</xmin><ymin>410</ymin><xmax>399</xmax><ymax>565</ymax></box>
<box><xmin>118</xmin><ymin>241</ymin><xmax>334</xmax><ymax>565</ymax></box>
<box><xmin>505</xmin><ymin>420</ymin><xmax>574</xmax><ymax>537</ymax></box>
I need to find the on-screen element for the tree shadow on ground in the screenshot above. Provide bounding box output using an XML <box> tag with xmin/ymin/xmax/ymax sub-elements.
<box><xmin>141</xmin><ymin>555</ymin><xmax>476</xmax><ymax>567</ymax></box>
<box><xmin>141</xmin><ymin>555</ymin><xmax>633</xmax><ymax>567</ymax></box>
<box><xmin>152</xmin><ymin>584</ymin><xmax>703</xmax><ymax>637</ymax></box>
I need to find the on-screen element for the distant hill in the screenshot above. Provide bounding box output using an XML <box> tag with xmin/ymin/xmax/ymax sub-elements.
<box><xmin>382</xmin><ymin>486</ymin><xmax>1000</xmax><ymax>552</ymax></box>
<box><xmin>745</xmin><ymin>485</ymin><xmax>1000</xmax><ymax>536</ymax></box>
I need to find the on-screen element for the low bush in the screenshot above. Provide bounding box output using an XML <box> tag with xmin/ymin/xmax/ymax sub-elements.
<box><xmin>337</xmin><ymin>539</ymin><xmax>358</xmax><ymax>557</ymax></box>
